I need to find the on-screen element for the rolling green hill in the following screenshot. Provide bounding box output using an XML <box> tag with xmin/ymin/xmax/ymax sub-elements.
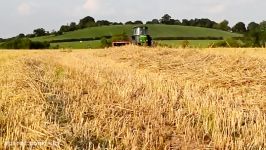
<box><xmin>32</xmin><ymin>24</ymin><xmax>242</xmax><ymax>42</ymax></box>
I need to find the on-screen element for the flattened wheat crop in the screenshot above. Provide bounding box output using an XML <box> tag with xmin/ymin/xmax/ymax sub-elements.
<box><xmin>0</xmin><ymin>47</ymin><xmax>266</xmax><ymax>149</ymax></box>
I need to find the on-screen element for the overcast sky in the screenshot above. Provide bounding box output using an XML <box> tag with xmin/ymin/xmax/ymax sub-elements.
<box><xmin>0</xmin><ymin>0</ymin><xmax>265</xmax><ymax>38</ymax></box>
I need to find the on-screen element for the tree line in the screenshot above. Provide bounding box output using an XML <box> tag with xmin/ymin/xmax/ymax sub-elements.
<box><xmin>42</xmin><ymin>14</ymin><xmax>234</xmax><ymax>35</ymax></box>
<box><xmin>10</xmin><ymin>14</ymin><xmax>265</xmax><ymax>36</ymax></box>
<box><xmin>0</xmin><ymin>38</ymin><xmax>50</xmax><ymax>49</ymax></box>
<box><xmin>1</xmin><ymin>14</ymin><xmax>266</xmax><ymax>47</ymax></box>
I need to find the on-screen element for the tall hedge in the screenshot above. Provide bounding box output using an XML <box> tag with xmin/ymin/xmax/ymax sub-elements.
<box><xmin>0</xmin><ymin>38</ymin><xmax>50</xmax><ymax>49</ymax></box>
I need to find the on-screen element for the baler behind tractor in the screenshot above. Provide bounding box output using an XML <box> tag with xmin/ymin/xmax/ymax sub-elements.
<box><xmin>112</xmin><ymin>26</ymin><xmax>152</xmax><ymax>46</ymax></box>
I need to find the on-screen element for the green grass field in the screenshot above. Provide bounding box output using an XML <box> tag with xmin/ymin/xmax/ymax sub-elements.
<box><xmin>147</xmin><ymin>25</ymin><xmax>241</xmax><ymax>38</ymax></box>
<box><xmin>157</xmin><ymin>40</ymin><xmax>222</xmax><ymax>48</ymax></box>
<box><xmin>32</xmin><ymin>24</ymin><xmax>242</xmax><ymax>42</ymax></box>
<box><xmin>51</xmin><ymin>40</ymin><xmax>101</xmax><ymax>49</ymax></box>
<box><xmin>28</xmin><ymin>24</ymin><xmax>243</xmax><ymax>49</ymax></box>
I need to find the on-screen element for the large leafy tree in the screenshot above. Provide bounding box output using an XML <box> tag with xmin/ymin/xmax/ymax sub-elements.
<box><xmin>125</xmin><ymin>21</ymin><xmax>134</xmax><ymax>25</ymax></box>
<box><xmin>259</xmin><ymin>21</ymin><xmax>266</xmax><ymax>45</ymax></box>
<box><xmin>247</xmin><ymin>22</ymin><xmax>259</xmax><ymax>32</ymax></box>
<box><xmin>59</xmin><ymin>25</ymin><xmax>70</xmax><ymax>33</ymax></box>
<box><xmin>259</xmin><ymin>21</ymin><xmax>266</xmax><ymax>31</ymax></box>
<box><xmin>33</xmin><ymin>28</ymin><xmax>46</xmax><ymax>37</ymax></box>
<box><xmin>245</xmin><ymin>21</ymin><xmax>266</xmax><ymax>47</ymax></box>
<box><xmin>232</xmin><ymin>22</ymin><xmax>247</xmax><ymax>33</ymax></box>
<box><xmin>146</xmin><ymin>19</ymin><xmax>160</xmax><ymax>24</ymax></box>
<box><xmin>160</xmin><ymin>14</ymin><xmax>171</xmax><ymax>24</ymax></box>
<box><xmin>96</xmin><ymin>20</ymin><xmax>111</xmax><ymax>26</ymax></box>
<box><xmin>78</xmin><ymin>16</ymin><xmax>96</xmax><ymax>28</ymax></box>
<box><xmin>182</xmin><ymin>19</ymin><xmax>190</xmax><ymax>26</ymax></box>
<box><xmin>69</xmin><ymin>22</ymin><xmax>77</xmax><ymax>31</ymax></box>
<box><xmin>112</xmin><ymin>22</ymin><xmax>123</xmax><ymax>25</ymax></box>
<box><xmin>17</xmin><ymin>33</ymin><xmax>25</xmax><ymax>38</ymax></box>
<box><xmin>151</xmin><ymin>19</ymin><xmax>160</xmax><ymax>24</ymax></box>
<box><xmin>134</xmin><ymin>20</ymin><xmax>143</xmax><ymax>25</ymax></box>
<box><xmin>218</xmin><ymin>20</ymin><xmax>231</xmax><ymax>31</ymax></box>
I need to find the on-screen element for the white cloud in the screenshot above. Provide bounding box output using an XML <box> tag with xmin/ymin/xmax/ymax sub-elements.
<box><xmin>83</xmin><ymin>0</ymin><xmax>99</xmax><ymax>12</ymax></box>
<box><xmin>17</xmin><ymin>3</ymin><xmax>31</xmax><ymax>15</ymax></box>
<box><xmin>206</xmin><ymin>4</ymin><xmax>226</xmax><ymax>14</ymax></box>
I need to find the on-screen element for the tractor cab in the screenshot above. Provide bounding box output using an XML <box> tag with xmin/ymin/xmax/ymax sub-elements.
<box><xmin>112</xmin><ymin>26</ymin><xmax>152</xmax><ymax>47</ymax></box>
<box><xmin>132</xmin><ymin>26</ymin><xmax>152</xmax><ymax>46</ymax></box>
<box><xmin>133</xmin><ymin>26</ymin><xmax>148</xmax><ymax>36</ymax></box>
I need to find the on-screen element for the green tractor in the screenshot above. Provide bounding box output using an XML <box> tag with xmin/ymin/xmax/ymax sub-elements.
<box><xmin>112</xmin><ymin>26</ymin><xmax>152</xmax><ymax>46</ymax></box>
<box><xmin>132</xmin><ymin>26</ymin><xmax>152</xmax><ymax>46</ymax></box>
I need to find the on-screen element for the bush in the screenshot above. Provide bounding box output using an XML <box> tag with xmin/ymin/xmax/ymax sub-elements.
<box><xmin>55</xmin><ymin>31</ymin><xmax>63</xmax><ymax>36</ymax></box>
<box><xmin>240</xmin><ymin>36</ymin><xmax>261</xmax><ymax>47</ymax></box>
<box><xmin>0</xmin><ymin>38</ymin><xmax>31</xmax><ymax>49</ymax></box>
<box><xmin>181</xmin><ymin>40</ymin><xmax>190</xmax><ymax>48</ymax></box>
<box><xmin>210</xmin><ymin>41</ymin><xmax>228</xmax><ymax>48</ymax></box>
<box><xmin>100</xmin><ymin>37</ymin><xmax>112</xmax><ymax>48</ymax></box>
<box><xmin>30</xmin><ymin>41</ymin><xmax>50</xmax><ymax>49</ymax></box>
<box><xmin>0</xmin><ymin>38</ymin><xmax>50</xmax><ymax>49</ymax></box>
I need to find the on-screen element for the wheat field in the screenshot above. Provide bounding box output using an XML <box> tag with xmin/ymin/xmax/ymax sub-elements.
<box><xmin>0</xmin><ymin>46</ymin><xmax>266</xmax><ymax>149</ymax></box>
